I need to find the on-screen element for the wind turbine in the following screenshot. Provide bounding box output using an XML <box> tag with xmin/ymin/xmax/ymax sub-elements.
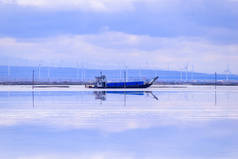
<box><xmin>81</xmin><ymin>63</ymin><xmax>84</xmax><ymax>83</ymax></box>
<box><xmin>7</xmin><ymin>62</ymin><xmax>10</xmax><ymax>82</ymax></box>
<box><xmin>124</xmin><ymin>65</ymin><xmax>128</xmax><ymax>82</ymax></box>
<box><xmin>47</xmin><ymin>66</ymin><xmax>50</xmax><ymax>82</ymax></box>
<box><xmin>181</xmin><ymin>64</ymin><xmax>189</xmax><ymax>82</ymax></box>
<box><xmin>186</xmin><ymin>64</ymin><xmax>189</xmax><ymax>81</ymax></box>
<box><xmin>76</xmin><ymin>62</ymin><xmax>79</xmax><ymax>82</ymax></box>
<box><xmin>224</xmin><ymin>65</ymin><xmax>231</xmax><ymax>81</ymax></box>
<box><xmin>38</xmin><ymin>64</ymin><xmax>41</xmax><ymax>82</ymax></box>
<box><xmin>179</xmin><ymin>66</ymin><xmax>184</xmax><ymax>82</ymax></box>
<box><xmin>191</xmin><ymin>65</ymin><xmax>194</xmax><ymax>81</ymax></box>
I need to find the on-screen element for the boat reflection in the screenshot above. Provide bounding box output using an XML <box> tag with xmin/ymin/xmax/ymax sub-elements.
<box><xmin>93</xmin><ymin>91</ymin><xmax>159</xmax><ymax>102</ymax></box>
<box><xmin>94</xmin><ymin>91</ymin><xmax>106</xmax><ymax>101</ymax></box>
<box><xmin>30</xmin><ymin>91</ymin><xmax>159</xmax><ymax>108</ymax></box>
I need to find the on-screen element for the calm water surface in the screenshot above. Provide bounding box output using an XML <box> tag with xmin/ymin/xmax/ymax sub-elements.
<box><xmin>0</xmin><ymin>87</ymin><xmax>238</xmax><ymax>159</ymax></box>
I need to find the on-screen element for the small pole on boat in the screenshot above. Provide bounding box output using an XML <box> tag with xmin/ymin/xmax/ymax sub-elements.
<box><xmin>120</xmin><ymin>69</ymin><xmax>122</xmax><ymax>82</ymax></box>
<box><xmin>124</xmin><ymin>70</ymin><xmax>126</xmax><ymax>88</ymax></box>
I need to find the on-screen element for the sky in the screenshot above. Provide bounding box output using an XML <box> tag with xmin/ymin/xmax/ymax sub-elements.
<box><xmin>0</xmin><ymin>0</ymin><xmax>238</xmax><ymax>73</ymax></box>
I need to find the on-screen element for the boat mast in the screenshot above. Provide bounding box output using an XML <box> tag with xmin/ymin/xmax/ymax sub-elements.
<box><xmin>124</xmin><ymin>70</ymin><xmax>126</xmax><ymax>88</ymax></box>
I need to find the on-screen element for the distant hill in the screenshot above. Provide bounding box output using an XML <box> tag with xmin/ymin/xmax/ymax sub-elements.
<box><xmin>0</xmin><ymin>65</ymin><xmax>238</xmax><ymax>83</ymax></box>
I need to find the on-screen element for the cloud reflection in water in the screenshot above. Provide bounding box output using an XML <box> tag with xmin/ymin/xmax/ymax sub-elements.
<box><xmin>0</xmin><ymin>89</ymin><xmax>238</xmax><ymax>159</ymax></box>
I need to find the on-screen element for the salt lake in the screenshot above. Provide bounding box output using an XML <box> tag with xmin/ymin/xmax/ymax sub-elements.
<box><xmin>0</xmin><ymin>85</ymin><xmax>238</xmax><ymax>159</ymax></box>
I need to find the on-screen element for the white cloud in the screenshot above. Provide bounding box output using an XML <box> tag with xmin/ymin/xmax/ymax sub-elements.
<box><xmin>0</xmin><ymin>31</ymin><xmax>238</xmax><ymax>73</ymax></box>
<box><xmin>2</xmin><ymin>0</ymin><xmax>236</xmax><ymax>12</ymax></box>
<box><xmin>1</xmin><ymin>0</ymin><xmax>137</xmax><ymax>12</ymax></box>
<box><xmin>0</xmin><ymin>0</ymin><xmax>183</xmax><ymax>12</ymax></box>
<box><xmin>16</xmin><ymin>153</ymin><xmax>238</xmax><ymax>159</ymax></box>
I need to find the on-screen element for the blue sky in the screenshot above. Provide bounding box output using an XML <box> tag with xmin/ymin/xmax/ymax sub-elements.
<box><xmin>0</xmin><ymin>0</ymin><xmax>238</xmax><ymax>73</ymax></box>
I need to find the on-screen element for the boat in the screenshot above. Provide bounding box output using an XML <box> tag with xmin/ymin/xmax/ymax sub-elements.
<box><xmin>88</xmin><ymin>73</ymin><xmax>158</xmax><ymax>88</ymax></box>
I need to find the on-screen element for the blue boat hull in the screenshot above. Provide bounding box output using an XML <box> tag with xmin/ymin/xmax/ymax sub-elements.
<box><xmin>105</xmin><ymin>81</ymin><xmax>151</xmax><ymax>88</ymax></box>
<box><xmin>90</xmin><ymin>76</ymin><xmax>158</xmax><ymax>89</ymax></box>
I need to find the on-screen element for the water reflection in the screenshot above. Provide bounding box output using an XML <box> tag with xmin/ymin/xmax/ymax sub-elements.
<box><xmin>93</xmin><ymin>91</ymin><xmax>159</xmax><ymax>105</ymax></box>
<box><xmin>0</xmin><ymin>88</ymin><xmax>238</xmax><ymax>159</ymax></box>
<box><xmin>94</xmin><ymin>91</ymin><xmax>106</xmax><ymax>101</ymax></box>
<box><xmin>1</xmin><ymin>89</ymin><xmax>237</xmax><ymax>109</ymax></box>
<box><xmin>32</xmin><ymin>91</ymin><xmax>35</xmax><ymax>108</ymax></box>
<box><xmin>28</xmin><ymin>91</ymin><xmax>160</xmax><ymax>108</ymax></box>
<box><xmin>0</xmin><ymin>89</ymin><xmax>237</xmax><ymax>124</ymax></box>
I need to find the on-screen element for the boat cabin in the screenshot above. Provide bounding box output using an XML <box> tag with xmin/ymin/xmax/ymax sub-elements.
<box><xmin>95</xmin><ymin>73</ymin><xmax>107</xmax><ymax>88</ymax></box>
